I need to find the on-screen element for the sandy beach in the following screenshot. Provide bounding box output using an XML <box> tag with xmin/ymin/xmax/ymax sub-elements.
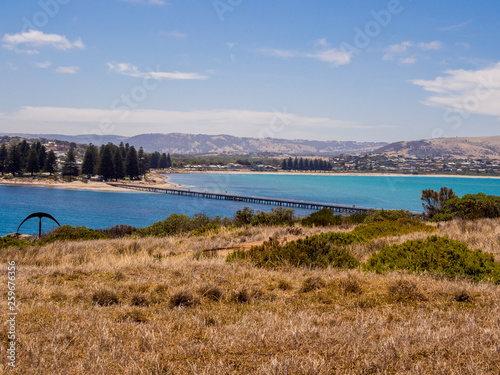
<box><xmin>0</xmin><ymin>171</ymin><xmax>184</xmax><ymax>193</ymax></box>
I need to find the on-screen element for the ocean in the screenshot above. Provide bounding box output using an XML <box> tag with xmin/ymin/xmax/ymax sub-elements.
<box><xmin>1</xmin><ymin>173</ymin><xmax>500</xmax><ymax>236</ymax></box>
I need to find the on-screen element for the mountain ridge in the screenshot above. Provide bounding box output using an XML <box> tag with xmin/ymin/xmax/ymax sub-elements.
<box><xmin>1</xmin><ymin>132</ymin><xmax>387</xmax><ymax>155</ymax></box>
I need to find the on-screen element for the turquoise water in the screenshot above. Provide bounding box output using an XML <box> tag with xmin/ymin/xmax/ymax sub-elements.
<box><xmin>168</xmin><ymin>173</ymin><xmax>500</xmax><ymax>212</ymax></box>
<box><xmin>2</xmin><ymin>174</ymin><xmax>500</xmax><ymax>236</ymax></box>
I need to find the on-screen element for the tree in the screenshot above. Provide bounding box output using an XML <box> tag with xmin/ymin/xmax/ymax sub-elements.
<box><xmin>166</xmin><ymin>153</ymin><xmax>172</xmax><ymax>168</ymax></box>
<box><xmin>26</xmin><ymin>147</ymin><xmax>39</xmax><ymax>176</ymax></box>
<box><xmin>113</xmin><ymin>148</ymin><xmax>125</xmax><ymax>180</ymax></box>
<box><xmin>19</xmin><ymin>140</ymin><xmax>30</xmax><ymax>168</ymax></box>
<box><xmin>125</xmin><ymin>146</ymin><xmax>139</xmax><ymax>179</ymax></box>
<box><xmin>158</xmin><ymin>153</ymin><xmax>168</xmax><ymax>169</ymax></box>
<box><xmin>37</xmin><ymin>144</ymin><xmax>47</xmax><ymax>169</ymax></box>
<box><xmin>281</xmin><ymin>159</ymin><xmax>287</xmax><ymax>171</ymax></box>
<box><xmin>138</xmin><ymin>147</ymin><xmax>148</xmax><ymax>178</ymax></box>
<box><xmin>6</xmin><ymin>144</ymin><xmax>22</xmax><ymax>176</ymax></box>
<box><xmin>287</xmin><ymin>157</ymin><xmax>293</xmax><ymax>171</ymax></box>
<box><xmin>0</xmin><ymin>144</ymin><xmax>7</xmax><ymax>176</ymax></box>
<box><xmin>62</xmin><ymin>148</ymin><xmax>79</xmax><ymax>177</ymax></box>
<box><xmin>149</xmin><ymin>151</ymin><xmax>160</xmax><ymax>169</ymax></box>
<box><xmin>81</xmin><ymin>145</ymin><xmax>98</xmax><ymax>177</ymax></box>
<box><xmin>421</xmin><ymin>187</ymin><xmax>457</xmax><ymax>219</ymax></box>
<box><xmin>44</xmin><ymin>151</ymin><xmax>57</xmax><ymax>175</ymax></box>
<box><xmin>119</xmin><ymin>142</ymin><xmax>126</xmax><ymax>159</ymax></box>
<box><xmin>98</xmin><ymin>144</ymin><xmax>115</xmax><ymax>180</ymax></box>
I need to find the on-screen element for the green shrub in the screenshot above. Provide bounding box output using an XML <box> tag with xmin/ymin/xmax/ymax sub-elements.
<box><xmin>40</xmin><ymin>225</ymin><xmax>108</xmax><ymax>243</ymax></box>
<box><xmin>137</xmin><ymin>214</ymin><xmax>193</xmax><ymax>237</ymax></box>
<box><xmin>228</xmin><ymin>232</ymin><xmax>361</xmax><ymax>269</ymax></box>
<box><xmin>433</xmin><ymin>193</ymin><xmax>500</xmax><ymax>221</ymax></box>
<box><xmin>364</xmin><ymin>235</ymin><xmax>500</xmax><ymax>283</ymax></box>
<box><xmin>98</xmin><ymin>224</ymin><xmax>137</xmax><ymax>238</ymax></box>
<box><xmin>352</xmin><ymin>218</ymin><xmax>435</xmax><ymax>240</ymax></box>
<box><xmin>364</xmin><ymin>209</ymin><xmax>420</xmax><ymax>223</ymax></box>
<box><xmin>0</xmin><ymin>236</ymin><xmax>32</xmax><ymax>249</ymax></box>
<box><xmin>301</xmin><ymin>208</ymin><xmax>343</xmax><ymax>227</ymax></box>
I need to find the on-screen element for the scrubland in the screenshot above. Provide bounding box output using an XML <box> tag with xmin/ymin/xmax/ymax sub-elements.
<box><xmin>1</xmin><ymin>219</ymin><xmax>499</xmax><ymax>374</ymax></box>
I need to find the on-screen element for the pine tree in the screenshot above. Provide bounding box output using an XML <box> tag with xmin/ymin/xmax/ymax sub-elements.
<box><xmin>98</xmin><ymin>144</ymin><xmax>115</xmax><ymax>180</ymax></box>
<box><xmin>26</xmin><ymin>147</ymin><xmax>39</xmax><ymax>176</ymax></box>
<box><xmin>44</xmin><ymin>151</ymin><xmax>57</xmax><ymax>175</ymax></box>
<box><xmin>166</xmin><ymin>153</ymin><xmax>172</xmax><ymax>168</ymax></box>
<box><xmin>81</xmin><ymin>146</ymin><xmax>97</xmax><ymax>177</ymax></box>
<box><xmin>158</xmin><ymin>153</ymin><xmax>167</xmax><ymax>169</ymax></box>
<box><xmin>138</xmin><ymin>147</ymin><xmax>148</xmax><ymax>178</ymax></box>
<box><xmin>0</xmin><ymin>144</ymin><xmax>7</xmax><ymax>176</ymax></box>
<box><xmin>125</xmin><ymin>146</ymin><xmax>139</xmax><ymax>180</ymax></box>
<box><xmin>37</xmin><ymin>145</ymin><xmax>47</xmax><ymax>169</ymax></box>
<box><xmin>287</xmin><ymin>157</ymin><xmax>293</xmax><ymax>171</ymax></box>
<box><xmin>113</xmin><ymin>148</ymin><xmax>125</xmax><ymax>180</ymax></box>
<box><xmin>281</xmin><ymin>159</ymin><xmax>287</xmax><ymax>171</ymax></box>
<box><xmin>19</xmin><ymin>140</ymin><xmax>30</xmax><ymax>168</ymax></box>
<box><xmin>304</xmin><ymin>159</ymin><xmax>310</xmax><ymax>170</ymax></box>
<box><xmin>149</xmin><ymin>151</ymin><xmax>160</xmax><ymax>169</ymax></box>
<box><xmin>6</xmin><ymin>144</ymin><xmax>22</xmax><ymax>176</ymax></box>
<box><xmin>62</xmin><ymin>148</ymin><xmax>79</xmax><ymax>176</ymax></box>
<box><xmin>293</xmin><ymin>157</ymin><xmax>298</xmax><ymax>171</ymax></box>
<box><xmin>119</xmin><ymin>142</ymin><xmax>126</xmax><ymax>159</ymax></box>
<box><xmin>299</xmin><ymin>158</ymin><xmax>304</xmax><ymax>171</ymax></box>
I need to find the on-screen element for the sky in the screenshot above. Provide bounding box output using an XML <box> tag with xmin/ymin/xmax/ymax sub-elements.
<box><xmin>1</xmin><ymin>0</ymin><xmax>500</xmax><ymax>143</ymax></box>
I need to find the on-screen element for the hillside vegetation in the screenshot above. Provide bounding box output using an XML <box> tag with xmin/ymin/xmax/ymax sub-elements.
<box><xmin>1</xmin><ymin>210</ymin><xmax>500</xmax><ymax>374</ymax></box>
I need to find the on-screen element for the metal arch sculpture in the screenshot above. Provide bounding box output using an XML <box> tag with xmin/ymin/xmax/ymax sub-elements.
<box><xmin>17</xmin><ymin>212</ymin><xmax>61</xmax><ymax>237</ymax></box>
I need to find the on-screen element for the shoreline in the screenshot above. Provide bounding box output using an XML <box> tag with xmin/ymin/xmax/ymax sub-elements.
<box><xmin>1</xmin><ymin>170</ymin><xmax>499</xmax><ymax>194</ymax></box>
<box><xmin>169</xmin><ymin>170</ymin><xmax>500</xmax><ymax>180</ymax></box>
<box><xmin>0</xmin><ymin>171</ymin><xmax>184</xmax><ymax>193</ymax></box>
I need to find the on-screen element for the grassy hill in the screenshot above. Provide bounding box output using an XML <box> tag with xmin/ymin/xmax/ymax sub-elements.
<box><xmin>376</xmin><ymin>135</ymin><xmax>500</xmax><ymax>159</ymax></box>
<box><xmin>1</xmin><ymin>217</ymin><xmax>499</xmax><ymax>374</ymax></box>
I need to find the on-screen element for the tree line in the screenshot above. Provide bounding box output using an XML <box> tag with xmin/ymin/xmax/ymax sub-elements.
<box><xmin>0</xmin><ymin>140</ymin><xmax>172</xmax><ymax>180</ymax></box>
<box><xmin>81</xmin><ymin>142</ymin><xmax>172</xmax><ymax>180</ymax></box>
<box><xmin>281</xmin><ymin>157</ymin><xmax>333</xmax><ymax>171</ymax></box>
<box><xmin>0</xmin><ymin>140</ymin><xmax>57</xmax><ymax>177</ymax></box>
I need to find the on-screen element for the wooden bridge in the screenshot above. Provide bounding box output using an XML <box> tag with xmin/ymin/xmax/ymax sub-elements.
<box><xmin>108</xmin><ymin>183</ymin><xmax>375</xmax><ymax>214</ymax></box>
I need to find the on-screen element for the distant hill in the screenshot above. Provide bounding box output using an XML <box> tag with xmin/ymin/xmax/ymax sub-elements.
<box><xmin>0</xmin><ymin>133</ymin><xmax>127</xmax><ymax>145</ymax></box>
<box><xmin>1</xmin><ymin>132</ymin><xmax>387</xmax><ymax>155</ymax></box>
<box><xmin>376</xmin><ymin>136</ymin><xmax>500</xmax><ymax>159</ymax></box>
<box><xmin>125</xmin><ymin>133</ymin><xmax>387</xmax><ymax>155</ymax></box>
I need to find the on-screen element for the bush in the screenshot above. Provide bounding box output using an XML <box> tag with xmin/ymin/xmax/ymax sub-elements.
<box><xmin>0</xmin><ymin>236</ymin><xmax>32</xmax><ymax>249</ymax></box>
<box><xmin>433</xmin><ymin>193</ymin><xmax>500</xmax><ymax>221</ymax></box>
<box><xmin>137</xmin><ymin>214</ymin><xmax>193</xmax><ymax>237</ymax></box>
<box><xmin>92</xmin><ymin>290</ymin><xmax>119</xmax><ymax>306</ymax></box>
<box><xmin>363</xmin><ymin>209</ymin><xmax>419</xmax><ymax>223</ymax></box>
<box><xmin>364</xmin><ymin>235</ymin><xmax>500</xmax><ymax>283</ymax></box>
<box><xmin>251</xmin><ymin>207</ymin><xmax>296</xmax><ymax>226</ymax></box>
<box><xmin>228</xmin><ymin>232</ymin><xmax>361</xmax><ymax>269</ymax></box>
<box><xmin>169</xmin><ymin>290</ymin><xmax>199</xmax><ymax>308</ymax></box>
<box><xmin>352</xmin><ymin>218</ymin><xmax>435</xmax><ymax>240</ymax></box>
<box><xmin>299</xmin><ymin>277</ymin><xmax>325</xmax><ymax>293</ymax></box>
<box><xmin>98</xmin><ymin>224</ymin><xmax>137</xmax><ymax>238</ymax></box>
<box><xmin>301</xmin><ymin>208</ymin><xmax>342</xmax><ymax>227</ymax></box>
<box><xmin>41</xmin><ymin>225</ymin><xmax>109</xmax><ymax>243</ymax></box>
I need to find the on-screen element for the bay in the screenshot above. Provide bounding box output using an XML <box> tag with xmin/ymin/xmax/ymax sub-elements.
<box><xmin>2</xmin><ymin>173</ymin><xmax>500</xmax><ymax>236</ymax></box>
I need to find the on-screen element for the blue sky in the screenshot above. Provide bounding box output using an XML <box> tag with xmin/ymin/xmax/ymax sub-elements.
<box><xmin>1</xmin><ymin>0</ymin><xmax>500</xmax><ymax>142</ymax></box>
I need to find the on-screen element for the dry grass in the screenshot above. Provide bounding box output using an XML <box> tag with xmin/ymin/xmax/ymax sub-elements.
<box><xmin>1</xmin><ymin>219</ymin><xmax>499</xmax><ymax>374</ymax></box>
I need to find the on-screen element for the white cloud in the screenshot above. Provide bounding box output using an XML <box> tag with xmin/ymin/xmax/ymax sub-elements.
<box><xmin>119</xmin><ymin>0</ymin><xmax>168</xmax><ymax>5</ymax></box>
<box><xmin>315</xmin><ymin>38</ymin><xmax>329</xmax><ymax>48</ymax></box>
<box><xmin>412</xmin><ymin>62</ymin><xmax>500</xmax><ymax>117</ymax></box>
<box><xmin>0</xmin><ymin>106</ymin><xmax>394</xmax><ymax>139</ymax></box>
<box><xmin>2</xmin><ymin>30</ymin><xmax>85</xmax><ymax>54</ymax></box>
<box><xmin>161</xmin><ymin>31</ymin><xmax>186</xmax><ymax>38</ymax></box>
<box><xmin>399</xmin><ymin>57</ymin><xmax>417</xmax><ymax>65</ymax></box>
<box><xmin>55</xmin><ymin>66</ymin><xmax>79</xmax><ymax>74</ymax></box>
<box><xmin>383</xmin><ymin>41</ymin><xmax>442</xmax><ymax>61</ymax></box>
<box><xmin>259</xmin><ymin>44</ymin><xmax>352</xmax><ymax>67</ymax></box>
<box><xmin>383</xmin><ymin>41</ymin><xmax>413</xmax><ymax>60</ymax></box>
<box><xmin>439</xmin><ymin>20</ymin><xmax>472</xmax><ymax>31</ymax></box>
<box><xmin>35</xmin><ymin>61</ymin><xmax>52</xmax><ymax>68</ymax></box>
<box><xmin>108</xmin><ymin>62</ymin><xmax>208</xmax><ymax>80</ymax></box>
<box><xmin>418</xmin><ymin>41</ymin><xmax>443</xmax><ymax>51</ymax></box>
